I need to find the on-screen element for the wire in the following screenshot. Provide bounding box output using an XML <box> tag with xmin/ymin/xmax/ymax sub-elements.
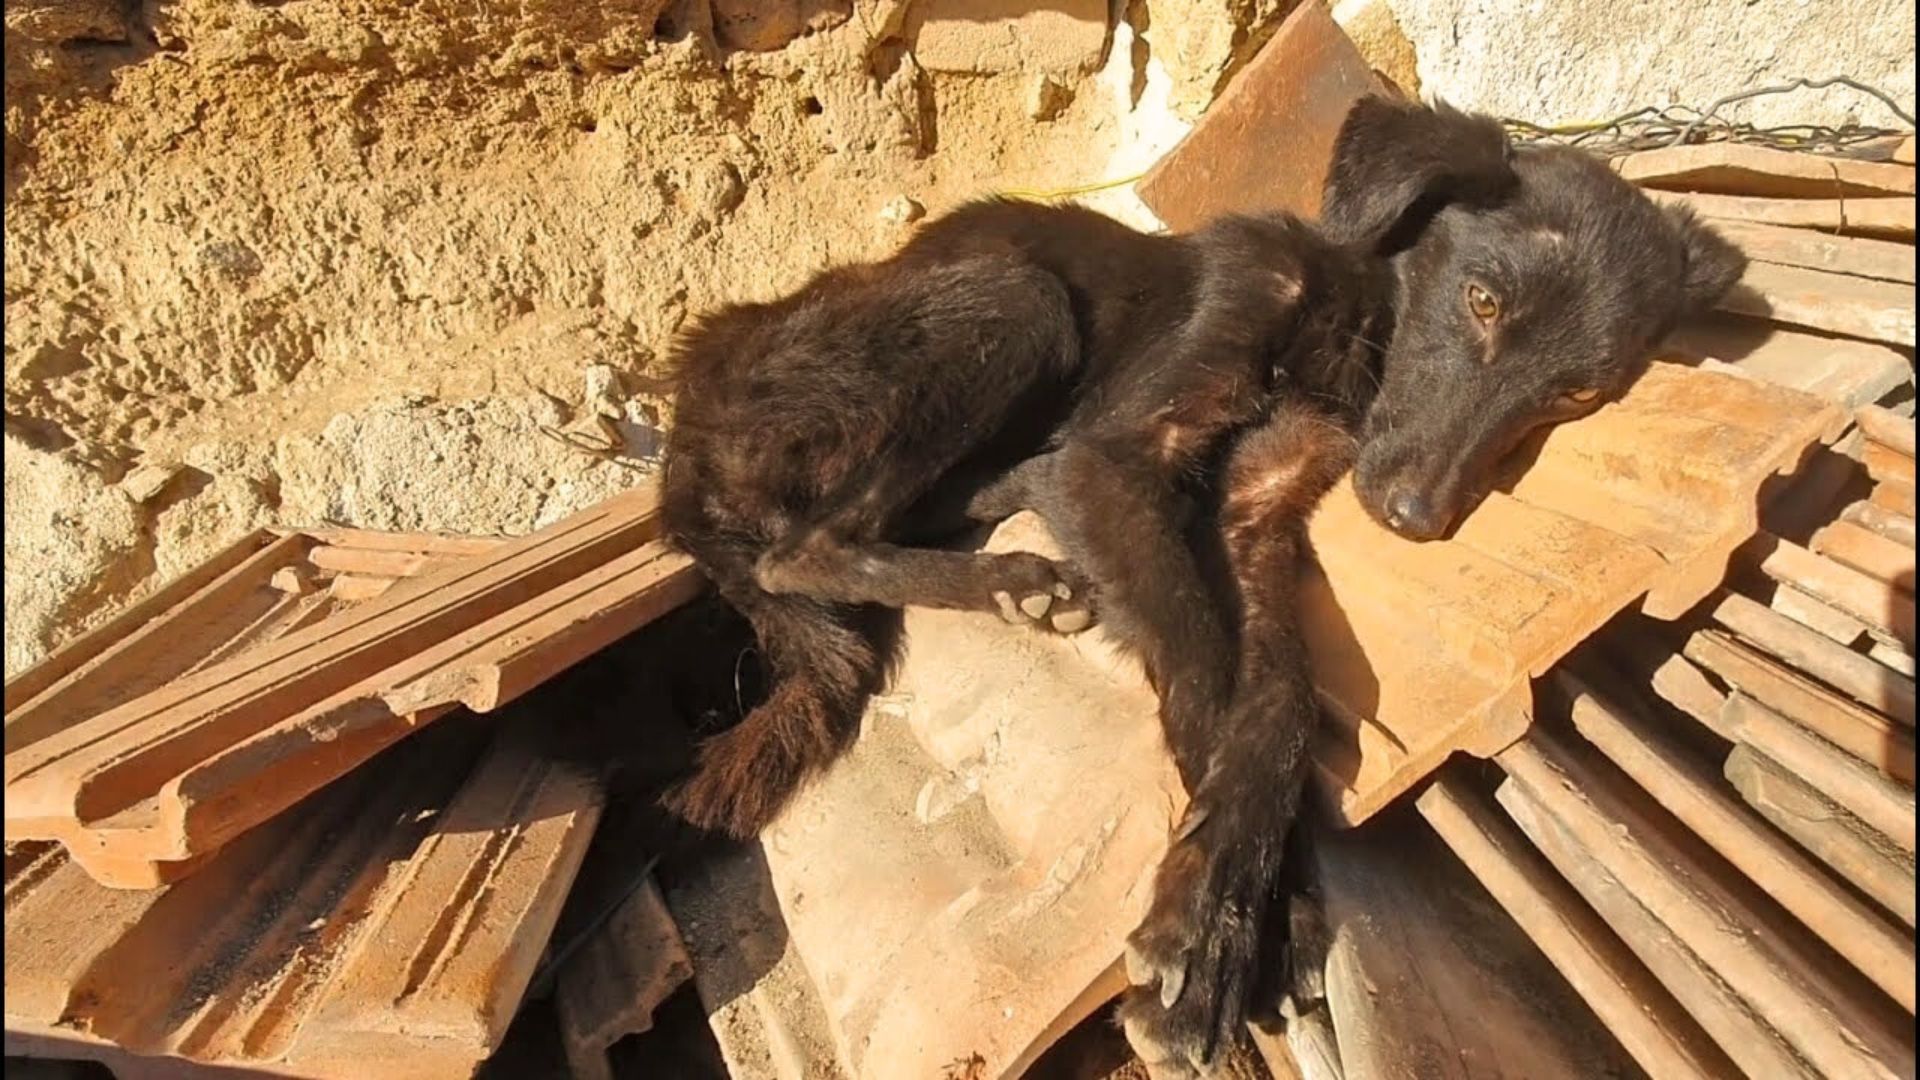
<box><xmin>1504</xmin><ymin>75</ymin><xmax>1915</xmax><ymax>158</ymax></box>
<box><xmin>998</xmin><ymin>170</ymin><xmax>1149</xmax><ymax>202</ymax></box>
<box><xmin>989</xmin><ymin>77</ymin><xmax>1915</xmax><ymax>203</ymax></box>
<box><xmin>521</xmin><ymin>850</ymin><xmax>666</xmax><ymax>1003</ymax></box>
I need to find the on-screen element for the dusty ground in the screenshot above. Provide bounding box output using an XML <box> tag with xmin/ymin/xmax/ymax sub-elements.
<box><xmin>6</xmin><ymin>0</ymin><xmax>1914</xmax><ymax>677</ymax></box>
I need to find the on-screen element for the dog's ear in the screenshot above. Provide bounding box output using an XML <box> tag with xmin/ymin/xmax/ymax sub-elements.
<box><xmin>1662</xmin><ymin>204</ymin><xmax>1748</xmax><ymax>314</ymax></box>
<box><xmin>1319</xmin><ymin>95</ymin><xmax>1516</xmax><ymax>251</ymax></box>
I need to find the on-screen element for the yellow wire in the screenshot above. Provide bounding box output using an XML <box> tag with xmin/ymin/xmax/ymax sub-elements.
<box><xmin>996</xmin><ymin>171</ymin><xmax>1149</xmax><ymax>201</ymax></box>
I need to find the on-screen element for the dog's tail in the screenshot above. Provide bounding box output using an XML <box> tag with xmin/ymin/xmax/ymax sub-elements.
<box><xmin>661</xmin><ymin>552</ymin><xmax>887</xmax><ymax>839</ymax></box>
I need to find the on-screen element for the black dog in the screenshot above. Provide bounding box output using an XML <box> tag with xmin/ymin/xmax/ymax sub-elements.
<box><xmin>658</xmin><ymin>95</ymin><xmax>1745</xmax><ymax>1072</ymax></box>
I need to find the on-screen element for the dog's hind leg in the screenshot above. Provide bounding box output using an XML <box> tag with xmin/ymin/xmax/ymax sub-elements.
<box><xmin>661</xmin><ymin>258</ymin><xmax>1086</xmax><ymax>833</ymax></box>
<box><xmin>658</xmin><ymin>526</ymin><xmax>894</xmax><ymax>838</ymax></box>
<box><xmin>1120</xmin><ymin>403</ymin><xmax>1355</xmax><ymax>1076</ymax></box>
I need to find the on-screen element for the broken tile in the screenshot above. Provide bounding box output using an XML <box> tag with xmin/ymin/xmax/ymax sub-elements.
<box><xmin>1137</xmin><ymin>2</ymin><xmax>1382</xmax><ymax>232</ymax></box>
<box><xmin>556</xmin><ymin>878</ymin><xmax>694</xmax><ymax>1080</ymax></box>
<box><xmin>1617</xmin><ymin>142</ymin><xmax>1917</xmax><ymax>200</ymax></box>
<box><xmin>3</xmin><ymin>717</ymin><xmax>599</xmax><ymax>1077</ymax></box>
<box><xmin>1308</xmin><ymin>361</ymin><xmax>1836</xmax><ymax>823</ymax></box>
<box><xmin>1649</xmin><ymin>189</ymin><xmax>1916</xmax><ymax>241</ymax></box>
<box><xmin>1719</xmin><ymin>260</ymin><xmax>1916</xmax><ymax>347</ymax></box>
<box><xmin>4</xmin><ymin>486</ymin><xmax>699</xmax><ymax>887</ymax></box>
<box><xmin>1498</xmin><ymin>729</ymin><xmax>1913</xmax><ymax>1079</ymax></box>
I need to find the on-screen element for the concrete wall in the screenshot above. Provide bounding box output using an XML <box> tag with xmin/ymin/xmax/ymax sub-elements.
<box><xmin>1341</xmin><ymin>0</ymin><xmax>1915</xmax><ymax>130</ymax></box>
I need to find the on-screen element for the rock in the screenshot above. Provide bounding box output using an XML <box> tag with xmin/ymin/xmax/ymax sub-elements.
<box><xmin>688</xmin><ymin>159</ymin><xmax>747</xmax><ymax>222</ymax></box>
<box><xmin>912</xmin><ymin>0</ymin><xmax>1111</xmax><ymax>77</ymax></box>
<box><xmin>561</xmin><ymin>414</ymin><xmax>623</xmax><ymax>454</ymax></box>
<box><xmin>198</xmin><ymin>241</ymin><xmax>265</xmax><ymax>285</ymax></box>
<box><xmin>271</xmin><ymin>564</ymin><xmax>317</xmax><ymax>595</ymax></box>
<box><xmin>1148</xmin><ymin>0</ymin><xmax>1295</xmax><ymax>121</ymax></box>
<box><xmin>1332</xmin><ymin>0</ymin><xmax>1421</xmax><ymax>97</ymax></box>
<box><xmin>4</xmin><ymin>432</ymin><xmax>149</xmax><ymax>678</ymax></box>
<box><xmin>4</xmin><ymin>0</ymin><xmax>128</xmax><ymax>43</ymax></box>
<box><xmin>879</xmin><ymin>195</ymin><xmax>925</xmax><ymax>225</ymax></box>
<box><xmin>583</xmin><ymin>364</ymin><xmax>627</xmax><ymax>418</ymax></box>
<box><xmin>1026</xmin><ymin>75</ymin><xmax>1075</xmax><ymax>121</ymax></box>
<box><xmin>119</xmin><ymin>462</ymin><xmax>184</xmax><ymax>505</ymax></box>
<box><xmin>616</xmin><ymin>398</ymin><xmax>666</xmax><ymax>461</ymax></box>
<box><xmin>149</xmin><ymin>468</ymin><xmax>278</xmax><ymax>584</ymax></box>
<box><xmin>526</xmin><ymin>390</ymin><xmax>570</xmax><ymax>429</ymax></box>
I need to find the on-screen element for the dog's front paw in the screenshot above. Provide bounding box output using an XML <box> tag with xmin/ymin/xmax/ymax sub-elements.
<box><xmin>1120</xmin><ymin>815</ymin><xmax>1267</xmax><ymax>1076</ymax></box>
<box><xmin>989</xmin><ymin>555</ymin><xmax>1096</xmax><ymax>634</ymax></box>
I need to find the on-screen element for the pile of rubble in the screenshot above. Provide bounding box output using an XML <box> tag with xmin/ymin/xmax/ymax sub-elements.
<box><xmin>5</xmin><ymin>7</ymin><xmax>1913</xmax><ymax>1078</ymax></box>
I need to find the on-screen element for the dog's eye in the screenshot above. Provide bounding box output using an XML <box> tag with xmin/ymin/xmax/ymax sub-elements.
<box><xmin>1561</xmin><ymin>387</ymin><xmax>1601</xmax><ymax>405</ymax></box>
<box><xmin>1465</xmin><ymin>283</ymin><xmax>1499</xmax><ymax>324</ymax></box>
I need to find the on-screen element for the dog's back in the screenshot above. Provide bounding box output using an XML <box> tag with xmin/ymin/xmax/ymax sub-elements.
<box><xmin>657</xmin><ymin>243</ymin><xmax>1083</xmax><ymax>836</ymax></box>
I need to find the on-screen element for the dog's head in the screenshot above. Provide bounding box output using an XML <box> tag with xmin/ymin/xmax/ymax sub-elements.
<box><xmin>1326</xmin><ymin>96</ymin><xmax>1748</xmax><ymax>540</ymax></box>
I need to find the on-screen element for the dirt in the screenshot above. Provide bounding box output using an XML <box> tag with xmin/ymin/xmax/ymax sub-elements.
<box><xmin>2</xmin><ymin>0</ymin><xmax>1254</xmax><ymax>676</ymax></box>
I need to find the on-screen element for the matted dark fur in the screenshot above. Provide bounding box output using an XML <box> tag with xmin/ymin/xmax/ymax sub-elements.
<box><xmin>657</xmin><ymin>95</ymin><xmax>1745</xmax><ymax>1073</ymax></box>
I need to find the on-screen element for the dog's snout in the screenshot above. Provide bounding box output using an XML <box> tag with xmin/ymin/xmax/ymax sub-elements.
<box><xmin>1382</xmin><ymin>486</ymin><xmax>1451</xmax><ymax>541</ymax></box>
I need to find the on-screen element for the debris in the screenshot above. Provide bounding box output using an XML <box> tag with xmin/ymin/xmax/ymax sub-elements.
<box><xmin>556</xmin><ymin>877</ymin><xmax>694</xmax><ymax>1080</ymax></box>
<box><xmin>879</xmin><ymin>195</ymin><xmax>926</xmax><ymax>225</ymax></box>
<box><xmin>1858</xmin><ymin>403</ymin><xmax>1918</xmax><ymax>458</ymax></box>
<box><xmin>1702</xmin><ymin>220</ymin><xmax>1915</xmax><ymax>284</ymax></box>
<box><xmin>1708</xmin><ymin>590</ymin><xmax>1915</xmax><ymax>722</ymax></box>
<box><xmin>1724</xmin><ymin>745</ymin><xmax>1917</xmax><ymax>927</ymax></box>
<box><xmin>3</xmin><ymin>716</ymin><xmax>600</xmax><ymax>1078</ymax></box>
<box><xmin>116</xmin><ymin>462</ymin><xmax>182</xmax><ymax>505</ymax></box>
<box><xmin>1312</xmin><ymin>804</ymin><xmax>1639</xmax><ymax>1078</ymax></box>
<box><xmin>1741</xmin><ymin>533</ymin><xmax>1913</xmax><ymax>648</ymax></box>
<box><xmin>665</xmin><ymin>844</ymin><xmax>847</xmax><ymax>1080</ymax></box>
<box><xmin>1667</xmin><ymin>315</ymin><xmax>1911</xmax><ymax>410</ymax></box>
<box><xmin>1616</xmin><ymin>141</ymin><xmax>1919</xmax><ymax>198</ymax></box>
<box><xmin>1559</xmin><ymin>673</ymin><xmax>1914</xmax><ymax>1010</ymax></box>
<box><xmin>1683</xmin><ymin>629</ymin><xmax>1914</xmax><ymax>784</ymax></box>
<box><xmin>1649</xmin><ymin>189</ymin><xmax>1917</xmax><ymax>241</ymax></box>
<box><xmin>1026</xmin><ymin>75</ymin><xmax>1074</xmax><ymax>122</ymax></box>
<box><xmin>1417</xmin><ymin>775</ymin><xmax>1738</xmax><ymax>1080</ymax></box>
<box><xmin>1719</xmin><ymin>259</ymin><xmax>1916</xmax><ymax>346</ymax></box>
<box><xmin>4</xmin><ymin>485</ymin><xmax>700</xmax><ymax>886</ymax></box>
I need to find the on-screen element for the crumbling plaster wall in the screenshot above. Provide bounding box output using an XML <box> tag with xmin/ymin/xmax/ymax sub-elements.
<box><xmin>0</xmin><ymin>0</ymin><xmax>1212</xmax><ymax>675</ymax></box>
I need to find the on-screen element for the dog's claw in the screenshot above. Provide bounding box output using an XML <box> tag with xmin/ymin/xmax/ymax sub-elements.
<box><xmin>993</xmin><ymin>590</ymin><xmax>1023</xmax><ymax>624</ymax></box>
<box><xmin>1174</xmin><ymin>805</ymin><xmax>1210</xmax><ymax>842</ymax></box>
<box><xmin>1019</xmin><ymin>592</ymin><xmax>1054</xmax><ymax>619</ymax></box>
<box><xmin>1160</xmin><ymin>958</ymin><xmax>1188</xmax><ymax>1008</ymax></box>
<box><xmin>1050</xmin><ymin>608</ymin><xmax>1093</xmax><ymax>634</ymax></box>
<box><xmin>1053</xmin><ymin>581</ymin><xmax>1073</xmax><ymax>599</ymax></box>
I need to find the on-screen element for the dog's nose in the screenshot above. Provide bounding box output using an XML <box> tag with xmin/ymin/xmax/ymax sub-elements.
<box><xmin>1382</xmin><ymin>487</ymin><xmax>1448</xmax><ymax>541</ymax></box>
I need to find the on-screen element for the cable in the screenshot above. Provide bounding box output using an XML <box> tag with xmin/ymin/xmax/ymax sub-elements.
<box><xmin>988</xmin><ymin>77</ymin><xmax>1917</xmax><ymax>205</ymax></box>
<box><xmin>1504</xmin><ymin>74</ymin><xmax>1915</xmax><ymax>158</ymax></box>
